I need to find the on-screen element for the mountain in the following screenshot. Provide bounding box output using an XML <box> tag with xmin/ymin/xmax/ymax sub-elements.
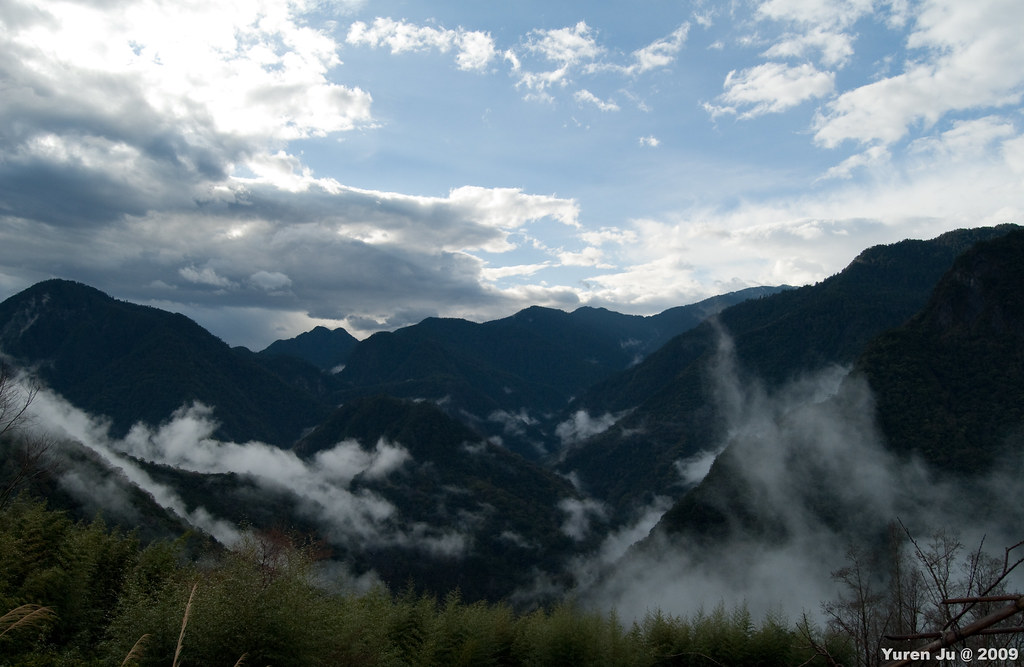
<box><xmin>646</xmin><ymin>226</ymin><xmax>1024</xmax><ymax>547</ymax></box>
<box><xmin>557</xmin><ymin>224</ymin><xmax>1021</xmax><ymax>514</ymax></box>
<box><xmin>331</xmin><ymin>287</ymin><xmax>784</xmax><ymax>459</ymax></box>
<box><xmin>0</xmin><ymin>279</ymin><xmax>328</xmax><ymax>445</ymax></box>
<box><xmin>4</xmin><ymin>226</ymin><xmax>1021</xmax><ymax>611</ymax></box>
<box><xmin>856</xmin><ymin>228</ymin><xmax>1024</xmax><ymax>475</ymax></box>
<box><xmin>293</xmin><ymin>395</ymin><xmax>583</xmax><ymax>600</ymax></box>
<box><xmin>259</xmin><ymin>325</ymin><xmax>359</xmax><ymax>371</ymax></box>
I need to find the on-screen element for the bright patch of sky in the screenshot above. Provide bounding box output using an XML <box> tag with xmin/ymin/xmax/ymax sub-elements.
<box><xmin>2</xmin><ymin>0</ymin><xmax>1023</xmax><ymax>348</ymax></box>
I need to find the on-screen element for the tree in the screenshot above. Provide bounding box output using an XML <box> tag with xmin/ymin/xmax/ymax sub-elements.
<box><xmin>0</xmin><ymin>363</ymin><xmax>53</xmax><ymax>511</ymax></box>
<box><xmin>0</xmin><ymin>362</ymin><xmax>35</xmax><ymax>441</ymax></box>
<box><xmin>825</xmin><ymin>523</ymin><xmax>1024</xmax><ymax>667</ymax></box>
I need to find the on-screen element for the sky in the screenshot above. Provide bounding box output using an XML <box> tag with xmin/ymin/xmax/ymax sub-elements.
<box><xmin>2</xmin><ymin>0</ymin><xmax>1023</xmax><ymax>349</ymax></box>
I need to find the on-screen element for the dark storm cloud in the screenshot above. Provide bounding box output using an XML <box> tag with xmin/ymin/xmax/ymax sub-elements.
<box><xmin>0</xmin><ymin>0</ymin><xmax>580</xmax><ymax>343</ymax></box>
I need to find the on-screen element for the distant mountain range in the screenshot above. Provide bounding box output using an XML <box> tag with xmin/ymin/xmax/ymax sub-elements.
<box><xmin>2</xmin><ymin>223</ymin><xmax>1022</xmax><ymax>604</ymax></box>
<box><xmin>0</xmin><ymin>281</ymin><xmax>328</xmax><ymax>445</ymax></box>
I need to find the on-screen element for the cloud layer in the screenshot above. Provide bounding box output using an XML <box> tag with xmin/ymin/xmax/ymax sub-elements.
<box><xmin>21</xmin><ymin>382</ymin><xmax>468</xmax><ymax>558</ymax></box>
<box><xmin>2</xmin><ymin>0</ymin><xmax>1023</xmax><ymax>348</ymax></box>
<box><xmin>576</xmin><ymin>330</ymin><xmax>1024</xmax><ymax>623</ymax></box>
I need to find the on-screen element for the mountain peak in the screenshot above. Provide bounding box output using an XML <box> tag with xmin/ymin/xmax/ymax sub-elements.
<box><xmin>924</xmin><ymin>228</ymin><xmax>1024</xmax><ymax>336</ymax></box>
<box><xmin>260</xmin><ymin>324</ymin><xmax>359</xmax><ymax>371</ymax></box>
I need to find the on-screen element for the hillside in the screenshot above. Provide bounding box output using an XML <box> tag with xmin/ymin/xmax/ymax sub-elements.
<box><xmin>0</xmin><ymin>280</ymin><xmax>328</xmax><ymax>445</ymax></box>
<box><xmin>857</xmin><ymin>228</ymin><xmax>1024</xmax><ymax>474</ymax></box>
<box><xmin>259</xmin><ymin>325</ymin><xmax>359</xmax><ymax>371</ymax></box>
<box><xmin>331</xmin><ymin>287</ymin><xmax>783</xmax><ymax>459</ymax></box>
<box><xmin>556</xmin><ymin>225</ymin><xmax>1021</xmax><ymax>512</ymax></box>
<box><xmin>2</xmin><ymin>225</ymin><xmax>1022</xmax><ymax>614</ymax></box>
<box><xmin>294</xmin><ymin>395</ymin><xmax>583</xmax><ymax>600</ymax></box>
<box><xmin>649</xmin><ymin>227</ymin><xmax>1024</xmax><ymax>545</ymax></box>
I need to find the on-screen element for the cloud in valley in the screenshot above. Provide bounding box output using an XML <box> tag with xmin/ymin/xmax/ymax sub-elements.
<box><xmin>19</xmin><ymin>380</ymin><xmax>468</xmax><ymax>557</ymax></box>
<box><xmin>576</xmin><ymin>330</ymin><xmax>1024</xmax><ymax>623</ymax></box>
<box><xmin>554</xmin><ymin>409</ymin><xmax>621</xmax><ymax>449</ymax></box>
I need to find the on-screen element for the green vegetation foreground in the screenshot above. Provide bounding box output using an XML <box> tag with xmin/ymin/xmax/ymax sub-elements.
<box><xmin>0</xmin><ymin>498</ymin><xmax>848</xmax><ymax>666</ymax></box>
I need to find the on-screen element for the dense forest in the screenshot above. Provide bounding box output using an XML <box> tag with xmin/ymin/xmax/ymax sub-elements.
<box><xmin>0</xmin><ymin>493</ymin><xmax>853</xmax><ymax>666</ymax></box>
<box><xmin>2</xmin><ymin>491</ymin><xmax>1021</xmax><ymax>666</ymax></box>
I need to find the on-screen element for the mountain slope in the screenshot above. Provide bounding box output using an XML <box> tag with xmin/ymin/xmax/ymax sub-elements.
<box><xmin>651</xmin><ymin>226</ymin><xmax>1024</xmax><ymax>546</ymax></box>
<box><xmin>292</xmin><ymin>395</ymin><xmax>584</xmax><ymax>600</ymax></box>
<box><xmin>558</xmin><ymin>225</ymin><xmax>1021</xmax><ymax>511</ymax></box>
<box><xmin>259</xmin><ymin>325</ymin><xmax>358</xmax><ymax>371</ymax></box>
<box><xmin>0</xmin><ymin>280</ymin><xmax>328</xmax><ymax>445</ymax></box>
<box><xmin>856</xmin><ymin>228</ymin><xmax>1024</xmax><ymax>474</ymax></box>
<box><xmin>333</xmin><ymin>287</ymin><xmax>784</xmax><ymax>458</ymax></box>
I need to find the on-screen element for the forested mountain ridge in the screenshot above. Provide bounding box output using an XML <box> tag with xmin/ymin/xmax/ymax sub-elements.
<box><xmin>259</xmin><ymin>325</ymin><xmax>359</xmax><ymax>371</ymax></box>
<box><xmin>856</xmin><ymin>227</ymin><xmax>1024</xmax><ymax>474</ymax></box>
<box><xmin>646</xmin><ymin>227</ymin><xmax>1024</xmax><ymax>547</ymax></box>
<box><xmin>327</xmin><ymin>287</ymin><xmax>783</xmax><ymax>459</ymax></box>
<box><xmin>1</xmin><ymin>224</ymin><xmax>1022</xmax><ymax>619</ymax></box>
<box><xmin>0</xmin><ymin>279</ymin><xmax>779</xmax><ymax>601</ymax></box>
<box><xmin>555</xmin><ymin>224</ymin><xmax>1021</xmax><ymax>514</ymax></box>
<box><xmin>0</xmin><ymin>279</ymin><xmax>328</xmax><ymax>445</ymax></box>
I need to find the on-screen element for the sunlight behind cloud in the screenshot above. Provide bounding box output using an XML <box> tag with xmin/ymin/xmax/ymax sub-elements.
<box><xmin>2</xmin><ymin>0</ymin><xmax>1023</xmax><ymax>348</ymax></box>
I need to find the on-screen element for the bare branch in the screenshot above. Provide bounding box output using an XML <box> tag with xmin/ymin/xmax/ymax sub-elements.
<box><xmin>0</xmin><ymin>363</ymin><xmax>36</xmax><ymax>440</ymax></box>
<box><xmin>882</xmin><ymin>595</ymin><xmax>1024</xmax><ymax>667</ymax></box>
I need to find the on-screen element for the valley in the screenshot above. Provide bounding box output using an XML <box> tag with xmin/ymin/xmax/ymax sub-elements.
<box><xmin>2</xmin><ymin>225</ymin><xmax>1024</xmax><ymax>664</ymax></box>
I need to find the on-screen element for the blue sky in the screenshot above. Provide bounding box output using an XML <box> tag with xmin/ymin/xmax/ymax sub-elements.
<box><xmin>2</xmin><ymin>0</ymin><xmax>1023</xmax><ymax>348</ymax></box>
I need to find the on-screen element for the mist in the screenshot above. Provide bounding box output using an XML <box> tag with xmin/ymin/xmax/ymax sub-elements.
<box><xmin>12</xmin><ymin>324</ymin><xmax>1023</xmax><ymax>622</ymax></box>
<box><xmin>18</xmin><ymin>380</ymin><xmax>469</xmax><ymax>560</ymax></box>
<box><xmin>572</xmin><ymin>328</ymin><xmax>1024</xmax><ymax>623</ymax></box>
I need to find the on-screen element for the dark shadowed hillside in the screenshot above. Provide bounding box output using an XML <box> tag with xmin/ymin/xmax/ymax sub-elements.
<box><xmin>651</xmin><ymin>227</ymin><xmax>1024</xmax><ymax>544</ymax></box>
<box><xmin>856</xmin><ymin>228</ymin><xmax>1024</xmax><ymax>474</ymax></box>
<box><xmin>259</xmin><ymin>325</ymin><xmax>359</xmax><ymax>371</ymax></box>
<box><xmin>0</xmin><ymin>280</ymin><xmax>328</xmax><ymax>445</ymax></box>
<box><xmin>332</xmin><ymin>287</ymin><xmax>783</xmax><ymax>459</ymax></box>
<box><xmin>558</xmin><ymin>224</ymin><xmax>1020</xmax><ymax>512</ymax></box>
<box><xmin>293</xmin><ymin>395</ymin><xmax>583</xmax><ymax>600</ymax></box>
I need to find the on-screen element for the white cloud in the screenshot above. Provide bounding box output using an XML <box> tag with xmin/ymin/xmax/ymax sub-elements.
<box><xmin>526</xmin><ymin>21</ymin><xmax>603</xmax><ymax>66</ymax></box>
<box><xmin>821</xmin><ymin>145</ymin><xmax>891</xmax><ymax>180</ymax></box>
<box><xmin>23</xmin><ymin>388</ymin><xmax>243</xmax><ymax>544</ymax></box>
<box><xmin>907</xmin><ymin>116</ymin><xmax>1017</xmax><ymax>162</ymax></box>
<box><xmin>23</xmin><ymin>391</ymin><xmax>465</xmax><ymax>553</ymax></box>
<box><xmin>574</xmin><ymin>89</ymin><xmax>619</xmax><ymax>112</ymax></box>
<box><xmin>627</xmin><ymin>24</ymin><xmax>690</xmax><ymax>74</ymax></box>
<box><xmin>813</xmin><ymin>0</ymin><xmax>1024</xmax><ymax>147</ymax></box>
<box><xmin>579</xmin><ymin>227</ymin><xmax>639</xmax><ymax>246</ymax></box>
<box><xmin>555</xmin><ymin>410</ymin><xmax>621</xmax><ymax>447</ymax></box>
<box><xmin>249</xmin><ymin>270</ymin><xmax>292</xmax><ymax>292</ymax></box>
<box><xmin>710</xmin><ymin>62</ymin><xmax>835</xmax><ymax>118</ymax></box>
<box><xmin>480</xmin><ymin>262</ymin><xmax>551</xmax><ymax>281</ymax></box>
<box><xmin>513</xmin><ymin>21</ymin><xmax>603</xmax><ymax>96</ymax></box>
<box><xmin>755</xmin><ymin>0</ymin><xmax>875</xmax><ymax>29</ymax></box>
<box><xmin>180</xmin><ymin>265</ymin><xmax>235</xmax><ymax>288</ymax></box>
<box><xmin>487</xmin><ymin>408</ymin><xmax>537</xmax><ymax>437</ymax></box>
<box><xmin>0</xmin><ymin>0</ymin><xmax>373</xmax><ymax>229</ymax></box>
<box><xmin>345</xmin><ymin>17</ymin><xmax>496</xmax><ymax>71</ymax></box>
<box><xmin>347</xmin><ymin>17</ymin><xmax>456</xmax><ymax>53</ymax></box>
<box><xmin>447</xmin><ymin>185</ymin><xmax>581</xmax><ymax>234</ymax></box>
<box><xmin>762</xmin><ymin>28</ymin><xmax>855</xmax><ymax>67</ymax></box>
<box><xmin>638</xmin><ymin>135</ymin><xmax>660</xmax><ymax>147</ymax></box>
<box><xmin>456</xmin><ymin>30</ymin><xmax>498</xmax><ymax>71</ymax></box>
<box><xmin>558</xmin><ymin>497</ymin><xmax>608</xmax><ymax>541</ymax></box>
<box><xmin>558</xmin><ymin>246</ymin><xmax>609</xmax><ymax>268</ymax></box>
<box><xmin>675</xmin><ymin>449</ymin><xmax>721</xmax><ymax>487</ymax></box>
